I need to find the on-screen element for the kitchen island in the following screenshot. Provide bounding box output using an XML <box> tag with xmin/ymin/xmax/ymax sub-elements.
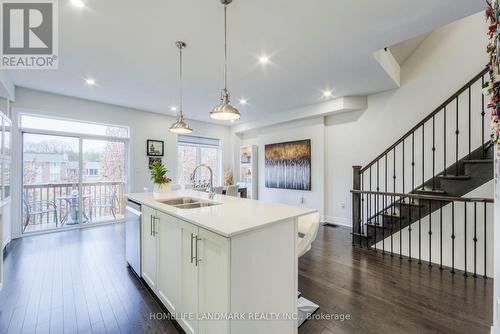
<box><xmin>126</xmin><ymin>190</ymin><xmax>317</xmax><ymax>334</ymax></box>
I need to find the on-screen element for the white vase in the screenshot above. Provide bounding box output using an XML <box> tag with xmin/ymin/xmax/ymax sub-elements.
<box><xmin>153</xmin><ymin>183</ymin><xmax>171</xmax><ymax>194</ymax></box>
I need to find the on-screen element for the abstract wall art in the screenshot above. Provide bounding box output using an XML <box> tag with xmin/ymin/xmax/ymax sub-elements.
<box><xmin>265</xmin><ymin>139</ymin><xmax>311</xmax><ymax>190</ymax></box>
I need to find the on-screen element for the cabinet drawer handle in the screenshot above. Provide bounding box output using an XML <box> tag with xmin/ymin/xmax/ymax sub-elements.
<box><xmin>195</xmin><ymin>236</ymin><xmax>202</xmax><ymax>266</ymax></box>
<box><xmin>190</xmin><ymin>233</ymin><xmax>196</xmax><ymax>263</ymax></box>
<box><xmin>150</xmin><ymin>215</ymin><xmax>153</xmax><ymax>236</ymax></box>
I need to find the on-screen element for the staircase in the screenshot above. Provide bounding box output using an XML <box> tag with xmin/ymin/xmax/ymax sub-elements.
<box><xmin>351</xmin><ymin>68</ymin><xmax>494</xmax><ymax>277</ymax></box>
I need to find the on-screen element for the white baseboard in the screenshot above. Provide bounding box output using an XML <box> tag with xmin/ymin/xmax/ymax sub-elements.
<box><xmin>323</xmin><ymin>215</ymin><xmax>351</xmax><ymax>227</ymax></box>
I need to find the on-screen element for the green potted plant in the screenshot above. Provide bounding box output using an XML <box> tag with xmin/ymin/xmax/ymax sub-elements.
<box><xmin>150</xmin><ymin>161</ymin><xmax>172</xmax><ymax>194</ymax></box>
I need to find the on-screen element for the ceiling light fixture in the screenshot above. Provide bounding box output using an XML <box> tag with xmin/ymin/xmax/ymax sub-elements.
<box><xmin>169</xmin><ymin>41</ymin><xmax>193</xmax><ymax>134</ymax></box>
<box><xmin>71</xmin><ymin>0</ymin><xmax>85</xmax><ymax>8</ymax></box>
<box><xmin>322</xmin><ymin>90</ymin><xmax>332</xmax><ymax>98</ymax></box>
<box><xmin>84</xmin><ymin>78</ymin><xmax>96</xmax><ymax>86</ymax></box>
<box><xmin>239</xmin><ymin>98</ymin><xmax>247</xmax><ymax>105</ymax></box>
<box><xmin>170</xmin><ymin>106</ymin><xmax>178</xmax><ymax>112</ymax></box>
<box><xmin>258</xmin><ymin>56</ymin><xmax>270</xmax><ymax>64</ymax></box>
<box><xmin>210</xmin><ymin>0</ymin><xmax>241</xmax><ymax>121</ymax></box>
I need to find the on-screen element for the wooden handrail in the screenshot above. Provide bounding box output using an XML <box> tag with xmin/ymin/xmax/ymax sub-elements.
<box><xmin>360</xmin><ymin>67</ymin><xmax>489</xmax><ymax>173</ymax></box>
<box><xmin>350</xmin><ymin>189</ymin><xmax>493</xmax><ymax>203</ymax></box>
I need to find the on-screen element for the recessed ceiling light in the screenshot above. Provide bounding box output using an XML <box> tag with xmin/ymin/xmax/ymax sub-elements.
<box><xmin>258</xmin><ymin>56</ymin><xmax>270</xmax><ymax>64</ymax></box>
<box><xmin>322</xmin><ymin>90</ymin><xmax>333</xmax><ymax>98</ymax></box>
<box><xmin>239</xmin><ymin>98</ymin><xmax>248</xmax><ymax>105</ymax></box>
<box><xmin>84</xmin><ymin>78</ymin><xmax>96</xmax><ymax>86</ymax></box>
<box><xmin>170</xmin><ymin>106</ymin><xmax>178</xmax><ymax>112</ymax></box>
<box><xmin>71</xmin><ymin>0</ymin><xmax>85</xmax><ymax>8</ymax></box>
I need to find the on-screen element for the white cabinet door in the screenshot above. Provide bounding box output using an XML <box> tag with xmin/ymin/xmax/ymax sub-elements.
<box><xmin>179</xmin><ymin>220</ymin><xmax>199</xmax><ymax>334</ymax></box>
<box><xmin>156</xmin><ymin>211</ymin><xmax>181</xmax><ymax>313</ymax></box>
<box><xmin>142</xmin><ymin>205</ymin><xmax>157</xmax><ymax>290</ymax></box>
<box><xmin>198</xmin><ymin>228</ymin><xmax>230</xmax><ymax>334</ymax></box>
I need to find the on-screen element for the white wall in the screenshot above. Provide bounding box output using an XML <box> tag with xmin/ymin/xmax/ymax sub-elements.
<box><xmin>325</xmin><ymin>12</ymin><xmax>488</xmax><ymax>225</ymax></box>
<box><xmin>236</xmin><ymin>118</ymin><xmax>325</xmax><ymax>217</ymax></box>
<box><xmin>11</xmin><ymin>87</ymin><xmax>232</xmax><ymax>239</ymax></box>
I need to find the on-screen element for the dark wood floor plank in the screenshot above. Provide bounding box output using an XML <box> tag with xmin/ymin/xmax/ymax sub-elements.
<box><xmin>0</xmin><ymin>222</ymin><xmax>492</xmax><ymax>334</ymax></box>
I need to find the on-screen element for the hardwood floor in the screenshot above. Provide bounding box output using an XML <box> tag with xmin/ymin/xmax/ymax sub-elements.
<box><xmin>298</xmin><ymin>224</ymin><xmax>493</xmax><ymax>334</ymax></box>
<box><xmin>0</xmin><ymin>223</ymin><xmax>492</xmax><ymax>333</ymax></box>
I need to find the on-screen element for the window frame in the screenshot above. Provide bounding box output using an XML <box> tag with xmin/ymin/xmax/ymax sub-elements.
<box><xmin>177</xmin><ymin>136</ymin><xmax>222</xmax><ymax>186</ymax></box>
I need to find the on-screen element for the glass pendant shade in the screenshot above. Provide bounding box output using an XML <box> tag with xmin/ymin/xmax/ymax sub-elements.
<box><xmin>210</xmin><ymin>89</ymin><xmax>241</xmax><ymax>121</ymax></box>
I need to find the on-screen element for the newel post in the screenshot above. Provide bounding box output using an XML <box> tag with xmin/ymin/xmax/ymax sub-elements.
<box><xmin>352</xmin><ymin>166</ymin><xmax>362</xmax><ymax>245</ymax></box>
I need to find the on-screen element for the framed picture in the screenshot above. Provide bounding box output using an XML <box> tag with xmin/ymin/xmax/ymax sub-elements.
<box><xmin>147</xmin><ymin>139</ymin><xmax>164</xmax><ymax>156</ymax></box>
<box><xmin>265</xmin><ymin>139</ymin><xmax>311</xmax><ymax>191</ymax></box>
<box><xmin>149</xmin><ymin>157</ymin><xmax>162</xmax><ymax>169</ymax></box>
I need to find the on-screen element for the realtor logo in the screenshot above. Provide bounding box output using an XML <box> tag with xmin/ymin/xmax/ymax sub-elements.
<box><xmin>1</xmin><ymin>0</ymin><xmax>58</xmax><ymax>69</ymax></box>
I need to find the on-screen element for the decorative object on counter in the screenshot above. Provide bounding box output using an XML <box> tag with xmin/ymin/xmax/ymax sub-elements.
<box><xmin>148</xmin><ymin>157</ymin><xmax>162</xmax><ymax>169</ymax></box>
<box><xmin>223</xmin><ymin>166</ymin><xmax>233</xmax><ymax>186</ymax></box>
<box><xmin>169</xmin><ymin>41</ymin><xmax>193</xmax><ymax>134</ymax></box>
<box><xmin>210</xmin><ymin>0</ymin><xmax>241</xmax><ymax>121</ymax></box>
<box><xmin>150</xmin><ymin>161</ymin><xmax>172</xmax><ymax>194</ymax></box>
<box><xmin>265</xmin><ymin>139</ymin><xmax>311</xmax><ymax>191</ymax></box>
<box><xmin>147</xmin><ymin>139</ymin><xmax>164</xmax><ymax>156</ymax></box>
<box><xmin>486</xmin><ymin>0</ymin><xmax>500</xmax><ymax>155</ymax></box>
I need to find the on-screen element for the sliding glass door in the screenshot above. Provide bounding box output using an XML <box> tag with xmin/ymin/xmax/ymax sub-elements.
<box><xmin>20</xmin><ymin>114</ymin><xmax>129</xmax><ymax>234</ymax></box>
<box><xmin>82</xmin><ymin>139</ymin><xmax>126</xmax><ymax>225</ymax></box>
<box><xmin>22</xmin><ymin>133</ymin><xmax>80</xmax><ymax>233</ymax></box>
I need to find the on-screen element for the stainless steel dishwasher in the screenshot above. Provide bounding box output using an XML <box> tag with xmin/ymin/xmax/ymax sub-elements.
<box><xmin>125</xmin><ymin>199</ymin><xmax>142</xmax><ymax>277</ymax></box>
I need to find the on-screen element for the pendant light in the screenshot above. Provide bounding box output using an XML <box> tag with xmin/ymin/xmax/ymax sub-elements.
<box><xmin>169</xmin><ymin>41</ymin><xmax>193</xmax><ymax>134</ymax></box>
<box><xmin>210</xmin><ymin>0</ymin><xmax>241</xmax><ymax>121</ymax></box>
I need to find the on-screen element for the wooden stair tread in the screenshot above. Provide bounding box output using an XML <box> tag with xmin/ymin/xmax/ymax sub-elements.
<box><xmin>438</xmin><ymin>174</ymin><xmax>471</xmax><ymax>180</ymax></box>
<box><xmin>414</xmin><ymin>188</ymin><xmax>446</xmax><ymax>194</ymax></box>
<box><xmin>463</xmin><ymin>159</ymin><xmax>493</xmax><ymax>164</ymax></box>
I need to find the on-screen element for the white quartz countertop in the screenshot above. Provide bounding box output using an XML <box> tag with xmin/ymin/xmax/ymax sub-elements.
<box><xmin>126</xmin><ymin>190</ymin><xmax>317</xmax><ymax>238</ymax></box>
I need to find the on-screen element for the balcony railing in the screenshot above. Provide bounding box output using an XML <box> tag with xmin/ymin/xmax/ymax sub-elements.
<box><xmin>23</xmin><ymin>181</ymin><xmax>125</xmax><ymax>232</ymax></box>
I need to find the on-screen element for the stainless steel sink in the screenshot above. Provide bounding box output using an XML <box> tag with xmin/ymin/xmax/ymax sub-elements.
<box><xmin>174</xmin><ymin>202</ymin><xmax>220</xmax><ymax>209</ymax></box>
<box><xmin>157</xmin><ymin>197</ymin><xmax>220</xmax><ymax>209</ymax></box>
<box><xmin>158</xmin><ymin>197</ymin><xmax>200</xmax><ymax>206</ymax></box>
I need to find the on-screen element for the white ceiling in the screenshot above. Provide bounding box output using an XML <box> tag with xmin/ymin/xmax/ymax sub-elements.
<box><xmin>7</xmin><ymin>0</ymin><xmax>483</xmax><ymax>125</ymax></box>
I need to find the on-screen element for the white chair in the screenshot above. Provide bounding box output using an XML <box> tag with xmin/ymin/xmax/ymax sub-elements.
<box><xmin>214</xmin><ymin>186</ymin><xmax>224</xmax><ymax>194</ymax></box>
<box><xmin>297</xmin><ymin>212</ymin><xmax>320</xmax><ymax>326</ymax></box>
<box><xmin>226</xmin><ymin>185</ymin><xmax>239</xmax><ymax>197</ymax></box>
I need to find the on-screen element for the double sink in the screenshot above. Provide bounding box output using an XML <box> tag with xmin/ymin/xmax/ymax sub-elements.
<box><xmin>157</xmin><ymin>197</ymin><xmax>221</xmax><ymax>210</ymax></box>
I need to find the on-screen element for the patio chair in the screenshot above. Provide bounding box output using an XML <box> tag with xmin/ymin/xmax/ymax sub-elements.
<box><xmin>22</xmin><ymin>192</ymin><xmax>58</xmax><ymax>231</ymax></box>
<box><xmin>90</xmin><ymin>187</ymin><xmax>118</xmax><ymax>222</ymax></box>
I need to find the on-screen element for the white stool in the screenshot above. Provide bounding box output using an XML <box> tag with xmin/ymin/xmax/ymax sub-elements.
<box><xmin>297</xmin><ymin>212</ymin><xmax>320</xmax><ymax>327</ymax></box>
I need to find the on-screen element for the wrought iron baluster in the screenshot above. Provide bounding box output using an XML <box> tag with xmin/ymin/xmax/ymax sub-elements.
<box><xmin>451</xmin><ymin>202</ymin><xmax>455</xmax><ymax>274</ymax></box>
<box><xmin>432</xmin><ymin>115</ymin><xmax>436</xmax><ymax>190</ymax></box>
<box><xmin>360</xmin><ymin>174</ymin><xmax>364</xmax><ymax>247</ymax></box>
<box><xmin>444</xmin><ymin>106</ymin><xmax>447</xmax><ymax>176</ymax></box>
<box><xmin>422</xmin><ymin>125</ymin><xmax>425</xmax><ymax>189</ymax></box>
<box><xmin>484</xmin><ymin>202</ymin><xmax>487</xmax><ymax>278</ymax></box>
<box><xmin>418</xmin><ymin>197</ymin><xmax>422</xmax><ymax>264</ymax></box>
<box><xmin>473</xmin><ymin>202</ymin><xmax>477</xmax><ymax>278</ymax></box>
<box><xmin>482</xmin><ymin>76</ymin><xmax>486</xmax><ymax>158</ymax></box>
<box><xmin>464</xmin><ymin>202</ymin><xmax>468</xmax><ymax>277</ymax></box>
<box><xmin>440</xmin><ymin>200</ymin><xmax>443</xmax><ymax>270</ymax></box>
<box><xmin>392</xmin><ymin>147</ymin><xmax>396</xmax><ymax>256</ymax></box>
<box><xmin>428</xmin><ymin>200</ymin><xmax>432</xmax><ymax>267</ymax></box>
<box><xmin>468</xmin><ymin>86</ymin><xmax>472</xmax><ymax>159</ymax></box>
<box><xmin>455</xmin><ymin>97</ymin><xmax>459</xmax><ymax>176</ymax></box>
